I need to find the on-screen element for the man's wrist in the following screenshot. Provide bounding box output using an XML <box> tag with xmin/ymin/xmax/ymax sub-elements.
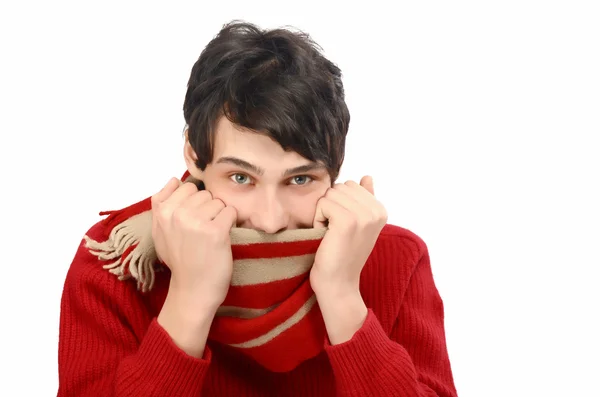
<box><xmin>315</xmin><ymin>287</ymin><xmax>368</xmax><ymax>345</ymax></box>
<box><xmin>157</xmin><ymin>287</ymin><xmax>219</xmax><ymax>358</ymax></box>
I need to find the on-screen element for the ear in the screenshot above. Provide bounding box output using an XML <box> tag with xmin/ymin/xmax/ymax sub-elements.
<box><xmin>183</xmin><ymin>131</ymin><xmax>204</xmax><ymax>180</ymax></box>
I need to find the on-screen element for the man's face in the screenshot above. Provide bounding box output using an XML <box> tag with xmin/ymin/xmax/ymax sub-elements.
<box><xmin>184</xmin><ymin>116</ymin><xmax>332</xmax><ymax>233</ymax></box>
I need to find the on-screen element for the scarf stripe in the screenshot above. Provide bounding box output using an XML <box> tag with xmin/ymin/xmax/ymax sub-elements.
<box><xmin>238</xmin><ymin>306</ymin><xmax>325</xmax><ymax>371</ymax></box>
<box><xmin>209</xmin><ymin>278</ymin><xmax>314</xmax><ymax>344</ymax></box>
<box><xmin>230</xmin><ymin>227</ymin><xmax>326</xmax><ymax>245</ymax></box>
<box><xmin>231</xmin><ymin>238</ymin><xmax>323</xmax><ymax>260</ymax></box>
<box><xmin>228</xmin><ymin>295</ymin><xmax>318</xmax><ymax>348</ymax></box>
<box><xmin>221</xmin><ymin>274</ymin><xmax>305</xmax><ymax>309</ymax></box>
<box><xmin>230</xmin><ymin>254</ymin><xmax>315</xmax><ymax>286</ymax></box>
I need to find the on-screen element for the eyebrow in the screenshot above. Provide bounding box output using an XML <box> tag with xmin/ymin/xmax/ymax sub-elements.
<box><xmin>216</xmin><ymin>156</ymin><xmax>327</xmax><ymax>177</ymax></box>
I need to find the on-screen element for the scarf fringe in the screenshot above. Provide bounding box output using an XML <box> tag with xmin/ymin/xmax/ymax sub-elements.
<box><xmin>84</xmin><ymin>201</ymin><xmax>158</xmax><ymax>293</ymax></box>
<box><xmin>82</xmin><ymin>173</ymin><xmax>195</xmax><ymax>293</ymax></box>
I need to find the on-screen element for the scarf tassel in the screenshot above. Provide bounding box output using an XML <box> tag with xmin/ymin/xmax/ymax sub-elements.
<box><xmin>84</xmin><ymin>196</ymin><xmax>158</xmax><ymax>292</ymax></box>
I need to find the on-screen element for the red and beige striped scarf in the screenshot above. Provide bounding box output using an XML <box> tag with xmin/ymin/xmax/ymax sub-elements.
<box><xmin>84</xmin><ymin>171</ymin><xmax>328</xmax><ymax>372</ymax></box>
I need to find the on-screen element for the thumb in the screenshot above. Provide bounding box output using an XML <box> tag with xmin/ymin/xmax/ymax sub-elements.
<box><xmin>360</xmin><ymin>175</ymin><xmax>375</xmax><ymax>196</ymax></box>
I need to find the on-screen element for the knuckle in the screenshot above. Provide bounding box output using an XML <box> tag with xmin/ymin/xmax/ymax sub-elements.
<box><xmin>172</xmin><ymin>207</ymin><xmax>188</xmax><ymax>225</ymax></box>
<box><xmin>181</xmin><ymin>181</ymin><xmax>197</xmax><ymax>191</ymax></box>
<box><xmin>223</xmin><ymin>206</ymin><xmax>237</xmax><ymax>221</ymax></box>
<box><xmin>212</xmin><ymin>198</ymin><xmax>226</xmax><ymax>208</ymax></box>
<box><xmin>380</xmin><ymin>208</ymin><xmax>388</xmax><ymax>223</ymax></box>
<box><xmin>198</xmin><ymin>190</ymin><xmax>213</xmax><ymax>200</ymax></box>
<box><xmin>190</xmin><ymin>222</ymin><xmax>205</xmax><ymax>233</ymax></box>
<box><xmin>374</xmin><ymin>204</ymin><xmax>388</xmax><ymax>222</ymax></box>
<box><xmin>155</xmin><ymin>205</ymin><xmax>170</xmax><ymax>222</ymax></box>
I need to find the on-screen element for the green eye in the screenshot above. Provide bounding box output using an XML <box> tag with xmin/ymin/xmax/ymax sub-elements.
<box><xmin>231</xmin><ymin>174</ymin><xmax>251</xmax><ymax>184</ymax></box>
<box><xmin>290</xmin><ymin>176</ymin><xmax>312</xmax><ymax>185</ymax></box>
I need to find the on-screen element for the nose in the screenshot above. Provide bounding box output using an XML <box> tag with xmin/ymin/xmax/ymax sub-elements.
<box><xmin>250</xmin><ymin>190</ymin><xmax>288</xmax><ymax>234</ymax></box>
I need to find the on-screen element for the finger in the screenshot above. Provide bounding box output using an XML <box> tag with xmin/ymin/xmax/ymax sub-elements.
<box><xmin>325</xmin><ymin>185</ymin><xmax>363</xmax><ymax>213</ymax></box>
<box><xmin>340</xmin><ymin>180</ymin><xmax>377</xmax><ymax>208</ymax></box>
<box><xmin>193</xmin><ymin>199</ymin><xmax>226</xmax><ymax>221</ymax></box>
<box><xmin>164</xmin><ymin>181</ymin><xmax>204</xmax><ymax>209</ymax></box>
<box><xmin>312</xmin><ymin>196</ymin><xmax>349</xmax><ymax>229</ymax></box>
<box><xmin>359</xmin><ymin>175</ymin><xmax>375</xmax><ymax>196</ymax></box>
<box><xmin>313</xmin><ymin>197</ymin><xmax>328</xmax><ymax>228</ymax></box>
<box><xmin>182</xmin><ymin>189</ymin><xmax>214</xmax><ymax>209</ymax></box>
<box><xmin>151</xmin><ymin>177</ymin><xmax>181</xmax><ymax>206</ymax></box>
<box><xmin>213</xmin><ymin>205</ymin><xmax>238</xmax><ymax>231</ymax></box>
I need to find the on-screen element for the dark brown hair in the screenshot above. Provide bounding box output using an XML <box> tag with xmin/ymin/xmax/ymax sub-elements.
<box><xmin>183</xmin><ymin>20</ymin><xmax>350</xmax><ymax>181</ymax></box>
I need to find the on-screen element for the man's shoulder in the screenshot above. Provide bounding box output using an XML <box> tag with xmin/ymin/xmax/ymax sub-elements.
<box><xmin>84</xmin><ymin>217</ymin><xmax>112</xmax><ymax>244</ymax></box>
<box><xmin>66</xmin><ymin>194</ymin><xmax>161</xmax><ymax>289</ymax></box>
<box><xmin>60</xmin><ymin>218</ymin><xmax>161</xmax><ymax>334</ymax></box>
<box><xmin>64</xmin><ymin>219</ymin><xmax>116</xmax><ymax>284</ymax></box>
<box><xmin>361</xmin><ymin>224</ymin><xmax>433</xmax><ymax>320</ymax></box>
<box><xmin>375</xmin><ymin>223</ymin><xmax>429</xmax><ymax>261</ymax></box>
<box><xmin>62</xmin><ymin>217</ymin><xmax>144</xmax><ymax>301</ymax></box>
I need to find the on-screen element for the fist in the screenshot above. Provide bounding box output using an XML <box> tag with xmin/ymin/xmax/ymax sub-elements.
<box><xmin>151</xmin><ymin>178</ymin><xmax>237</xmax><ymax>309</ymax></box>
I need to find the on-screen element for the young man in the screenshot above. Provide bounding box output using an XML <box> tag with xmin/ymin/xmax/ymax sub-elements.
<box><xmin>58</xmin><ymin>21</ymin><xmax>457</xmax><ymax>396</ymax></box>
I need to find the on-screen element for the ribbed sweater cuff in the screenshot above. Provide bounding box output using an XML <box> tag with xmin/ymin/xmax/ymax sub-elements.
<box><xmin>324</xmin><ymin>309</ymin><xmax>418</xmax><ymax>396</ymax></box>
<box><xmin>120</xmin><ymin>318</ymin><xmax>211</xmax><ymax>396</ymax></box>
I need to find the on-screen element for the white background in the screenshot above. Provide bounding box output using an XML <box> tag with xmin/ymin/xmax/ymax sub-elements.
<box><xmin>1</xmin><ymin>1</ymin><xmax>599</xmax><ymax>396</ymax></box>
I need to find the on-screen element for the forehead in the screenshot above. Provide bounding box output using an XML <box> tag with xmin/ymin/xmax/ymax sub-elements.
<box><xmin>212</xmin><ymin>117</ymin><xmax>313</xmax><ymax>168</ymax></box>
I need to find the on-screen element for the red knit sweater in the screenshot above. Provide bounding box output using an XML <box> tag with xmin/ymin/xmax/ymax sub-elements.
<box><xmin>57</xmin><ymin>220</ymin><xmax>457</xmax><ymax>397</ymax></box>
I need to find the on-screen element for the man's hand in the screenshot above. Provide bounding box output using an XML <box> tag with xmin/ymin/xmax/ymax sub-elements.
<box><xmin>152</xmin><ymin>178</ymin><xmax>237</xmax><ymax>358</ymax></box>
<box><xmin>310</xmin><ymin>176</ymin><xmax>388</xmax><ymax>344</ymax></box>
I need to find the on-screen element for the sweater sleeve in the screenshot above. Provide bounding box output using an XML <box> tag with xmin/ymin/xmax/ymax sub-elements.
<box><xmin>324</xmin><ymin>242</ymin><xmax>457</xmax><ymax>397</ymax></box>
<box><xmin>57</xmin><ymin>238</ymin><xmax>211</xmax><ymax>397</ymax></box>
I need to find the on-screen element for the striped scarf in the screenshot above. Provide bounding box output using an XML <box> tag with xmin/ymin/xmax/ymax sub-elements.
<box><xmin>83</xmin><ymin>171</ymin><xmax>327</xmax><ymax>372</ymax></box>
